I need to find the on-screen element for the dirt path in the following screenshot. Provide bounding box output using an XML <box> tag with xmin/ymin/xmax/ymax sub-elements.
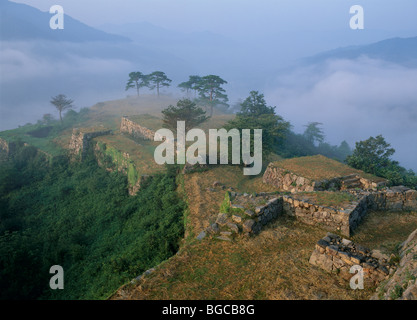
<box><xmin>183</xmin><ymin>173</ymin><xmax>224</xmax><ymax>237</ymax></box>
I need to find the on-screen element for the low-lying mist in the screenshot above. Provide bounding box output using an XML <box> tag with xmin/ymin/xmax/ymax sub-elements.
<box><xmin>2</xmin><ymin>38</ymin><xmax>417</xmax><ymax>173</ymax></box>
<box><xmin>0</xmin><ymin>41</ymin><xmax>134</xmax><ymax>129</ymax></box>
<box><xmin>266</xmin><ymin>57</ymin><xmax>417</xmax><ymax>171</ymax></box>
<box><xmin>0</xmin><ymin>39</ymin><xmax>191</xmax><ymax>130</ymax></box>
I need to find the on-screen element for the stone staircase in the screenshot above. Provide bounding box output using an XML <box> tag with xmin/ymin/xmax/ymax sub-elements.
<box><xmin>340</xmin><ymin>174</ymin><xmax>362</xmax><ymax>190</ymax></box>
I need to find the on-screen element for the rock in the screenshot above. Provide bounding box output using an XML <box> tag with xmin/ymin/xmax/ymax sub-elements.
<box><xmin>216</xmin><ymin>213</ymin><xmax>229</xmax><ymax>226</ymax></box>
<box><xmin>402</xmin><ymin>283</ymin><xmax>417</xmax><ymax>300</ymax></box>
<box><xmin>245</xmin><ymin>210</ymin><xmax>256</xmax><ymax>218</ymax></box>
<box><xmin>309</xmin><ymin>249</ymin><xmax>333</xmax><ymax>272</ymax></box>
<box><xmin>232</xmin><ymin>215</ymin><xmax>242</xmax><ymax>223</ymax></box>
<box><xmin>208</xmin><ymin>223</ymin><xmax>220</xmax><ymax>234</ymax></box>
<box><xmin>212</xmin><ymin>181</ymin><xmax>222</xmax><ymax>188</ymax></box>
<box><xmin>401</xmin><ymin>228</ymin><xmax>417</xmax><ymax>251</ymax></box>
<box><xmin>255</xmin><ymin>207</ymin><xmax>263</xmax><ymax>214</ymax></box>
<box><xmin>216</xmin><ymin>236</ymin><xmax>232</xmax><ymax>242</ymax></box>
<box><xmin>341</xmin><ymin>239</ymin><xmax>353</xmax><ymax>246</ymax></box>
<box><xmin>230</xmin><ymin>204</ymin><xmax>245</xmax><ymax>211</ymax></box>
<box><xmin>350</xmin><ymin>256</ymin><xmax>361</xmax><ymax>265</ymax></box>
<box><xmin>356</xmin><ymin>245</ymin><xmax>369</xmax><ymax>255</ymax></box>
<box><xmin>227</xmin><ymin>223</ymin><xmax>239</xmax><ymax>234</ymax></box>
<box><xmin>371</xmin><ymin>249</ymin><xmax>389</xmax><ymax>261</ymax></box>
<box><xmin>390</xmin><ymin>186</ymin><xmax>410</xmax><ymax>193</ymax></box>
<box><xmin>317</xmin><ymin>239</ymin><xmax>329</xmax><ymax>249</ymax></box>
<box><xmin>196</xmin><ymin>231</ymin><xmax>206</xmax><ymax>241</ymax></box>
<box><xmin>373</xmin><ymin>228</ymin><xmax>417</xmax><ymax>300</ymax></box>
<box><xmin>243</xmin><ymin>219</ymin><xmax>255</xmax><ymax>233</ymax></box>
<box><xmin>326</xmin><ymin>232</ymin><xmax>339</xmax><ymax>240</ymax></box>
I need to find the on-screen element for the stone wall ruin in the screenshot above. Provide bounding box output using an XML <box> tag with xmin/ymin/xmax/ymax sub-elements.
<box><xmin>262</xmin><ymin>163</ymin><xmax>387</xmax><ymax>193</ymax></box>
<box><xmin>120</xmin><ymin>116</ymin><xmax>157</xmax><ymax>141</ymax></box>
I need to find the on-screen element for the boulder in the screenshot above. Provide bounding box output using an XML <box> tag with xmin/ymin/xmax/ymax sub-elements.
<box><xmin>216</xmin><ymin>213</ymin><xmax>229</xmax><ymax>226</ymax></box>
<box><xmin>243</xmin><ymin>219</ymin><xmax>255</xmax><ymax>233</ymax></box>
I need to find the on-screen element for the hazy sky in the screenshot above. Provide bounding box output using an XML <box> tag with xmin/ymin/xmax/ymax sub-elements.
<box><xmin>11</xmin><ymin>0</ymin><xmax>417</xmax><ymax>38</ymax></box>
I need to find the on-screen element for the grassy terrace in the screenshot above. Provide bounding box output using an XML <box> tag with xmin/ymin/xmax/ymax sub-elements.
<box><xmin>0</xmin><ymin>124</ymin><xmax>67</xmax><ymax>157</ymax></box>
<box><xmin>127</xmin><ymin>114</ymin><xmax>163</xmax><ymax>131</ymax></box>
<box><xmin>291</xmin><ymin>191</ymin><xmax>358</xmax><ymax>209</ymax></box>
<box><xmin>127</xmin><ymin>113</ymin><xmax>235</xmax><ymax>133</ymax></box>
<box><xmin>111</xmin><ymin>209</ymin><xmax>417</xmax><ymax>300</ymax></box>
<box><xmin>271</xmin><ymin>155</ymin><xmax>386</xmax><ymax>183</ymax></box>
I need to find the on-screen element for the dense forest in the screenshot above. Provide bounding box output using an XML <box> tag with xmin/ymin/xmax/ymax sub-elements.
<box><xmin>0</xmin><ymin>143</ymin><xmax>186</xmax><ymax>299</ymax></box>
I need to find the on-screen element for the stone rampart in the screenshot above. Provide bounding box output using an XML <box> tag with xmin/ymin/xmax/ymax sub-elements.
<box><xmin>309</xmin><ymin>233</ymin><xmax>392</xmax><ymax>286</ymax></box>
<box><xmin>263</xmin><ymin>163</ymin><xmax>387</xmax><ymax>193</ymax></box>
<box><xmin>120</xmin><ymin>117</ymin><xmax>156</xmax><ymax>141</ymax></box>
<box><xmin>69</xmin><ymin>128</ymin><xmax>112</xmax><ymax>160</ymax></box>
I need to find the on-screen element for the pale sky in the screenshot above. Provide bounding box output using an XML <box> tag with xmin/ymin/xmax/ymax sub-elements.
<box><xmin>10</xmin><ymin>0</ymin><xmax>417</xmax><ymax>38</ymax></box>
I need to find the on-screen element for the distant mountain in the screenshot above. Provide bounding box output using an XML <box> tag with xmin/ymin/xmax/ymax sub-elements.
<box><xmin>0</xmin><ymin>0</ymin><xmax>130</xmax><ymax>42</ymax></box>
<box><xmin>304</xmin><ymin>36</ymin><xmax>417</xmax><ymax>67</ymax></box>
<box><xmin>99</xmin><ymin>21</ymin><xmax>233</xmax><ymax>48</ymax></box>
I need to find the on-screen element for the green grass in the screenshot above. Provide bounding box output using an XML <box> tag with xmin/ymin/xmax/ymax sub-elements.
<box><xmin>127</xmin><ymin>114</ymin><xmax>163</xmax><ymax>131</ymax></box>
<box><xmin>94</xmin><ymin>134</ymin><xmax>164</xmax><ymax>179</ymax></box>
<box><xmin>271</xmin><ymin>155</ymin><xmax>385</xmax><ymax>183</ymax></box>
<box><xmin>0</xmin><ymin>124</ymin><xmax>64</xmax><ymax>157</ymax></box>
<box><xmin>352</xmin><ymin>210</ymin><xmax>417</xmax><ymax>253</ymax></box>
<box><xmin>295</xmin><ymin>191</ymin><xmax>357</xmax><ymax>208</ymax></box>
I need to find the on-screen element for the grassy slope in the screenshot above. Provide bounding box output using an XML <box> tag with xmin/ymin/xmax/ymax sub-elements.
<box><xmin>291</xmin><ymin>191</ymin><xmax>358</xmax><ymax>209</ymax></box>
<box><xmin>0</xmin><ymin>124</ymin><xmax>68</xmax><ymax>157</ymax></box>
<box><xmin>271</xmin><ymin>155</ymin><xmax>386</xmax><ymax>182</ymax></box>
<box><xmin>112</xmin><ymin>164</ymin><xmax>417</xmax><ymax>300</ymax></box>
<box><xmin>110</xmin><ymin>164</ymin><xmax>417</xmax><ymax>300</ymax></box>
<box><xmin>0</xmin><ymin>95</ymin><xmax>184</xmax><ymax>156</ymax></box>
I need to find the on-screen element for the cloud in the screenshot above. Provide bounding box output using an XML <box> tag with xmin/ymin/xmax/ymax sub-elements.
<box><xmin>0</xmin><ymin>40</ymin><xmax>133</xmax><ymax>130</ymax></box>
<box><xmin>0</xmin><ymin>41</ymin><xmax>132</xmax><ymax>83</ymax></box>
<box><xmin>266</xmin><ymin>57</ymin><xmax>417</xmax><ymax>171</ymax></box>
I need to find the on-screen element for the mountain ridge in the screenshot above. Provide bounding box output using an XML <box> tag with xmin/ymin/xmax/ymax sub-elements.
<box><xmin>303</xmin><ymin>36</ymin><xmax>417</xmax><ymax>67</ymax></box>
<box><xmin>0</xmin><ymin>0</ymin><xmax>130</xmax><ymax>42</ymax></box>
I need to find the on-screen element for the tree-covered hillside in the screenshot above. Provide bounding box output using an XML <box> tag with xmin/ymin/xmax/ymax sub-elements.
<box><xmin>0</xmin><ymin>143</ymin><xmax>186</xmax><ymax>300</ymax></box>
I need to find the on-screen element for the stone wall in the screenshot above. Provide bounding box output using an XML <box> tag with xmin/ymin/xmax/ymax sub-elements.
<box><xmin>366</xmin><ymin>186</ymin><xmax>417</xmax><ymax>211</ymax></box>
<box><xmin>69</xmin><ymin>128</ymin><xmax>112</xmax><ymax>160</ymax></box>
<box><xmin>120</xmin><ymin>117</ymin><xmax>157</xmax><ymax>141</ymax></box>
<box><xmin>0</xmin><ymin>137</ymin><xmax>16</xmax><ymax>156</ymax></box>
<box><xmin>283</xmin><ymin>194</ymin><xmax>353</xmax><ymax>236</ymax></box>
<box><xmin>283</xmin><ymin>188</ymin><xmax>417</xmax><ymax>237</ymax></box>
<box><xmin>201</xmin><ymin>185</ymin><xmax>417</xmax><ymax>241</ymax></box>
<box><xmin>263</xmin><ymin>165</ymin><xmax>316</xmax><ymax>192</ymax></box>
<box><xmin>309</xmin><ymin>233</ymin><xmax>392</xmax><ymax>287</ymax></box>
<box><xmin>263</xmin><ymin>163</ymin><xmax>387</xmax><ymax>193</ymax></box>
<box><xmin>372</xmin><ymin>228</ymin><xmax>417</xmax><ymax>300</ymax></box>
<box><xmin>197</xmin><ymin>192</ymin><xmax>284</xmax><ymax>241</ymax></box>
